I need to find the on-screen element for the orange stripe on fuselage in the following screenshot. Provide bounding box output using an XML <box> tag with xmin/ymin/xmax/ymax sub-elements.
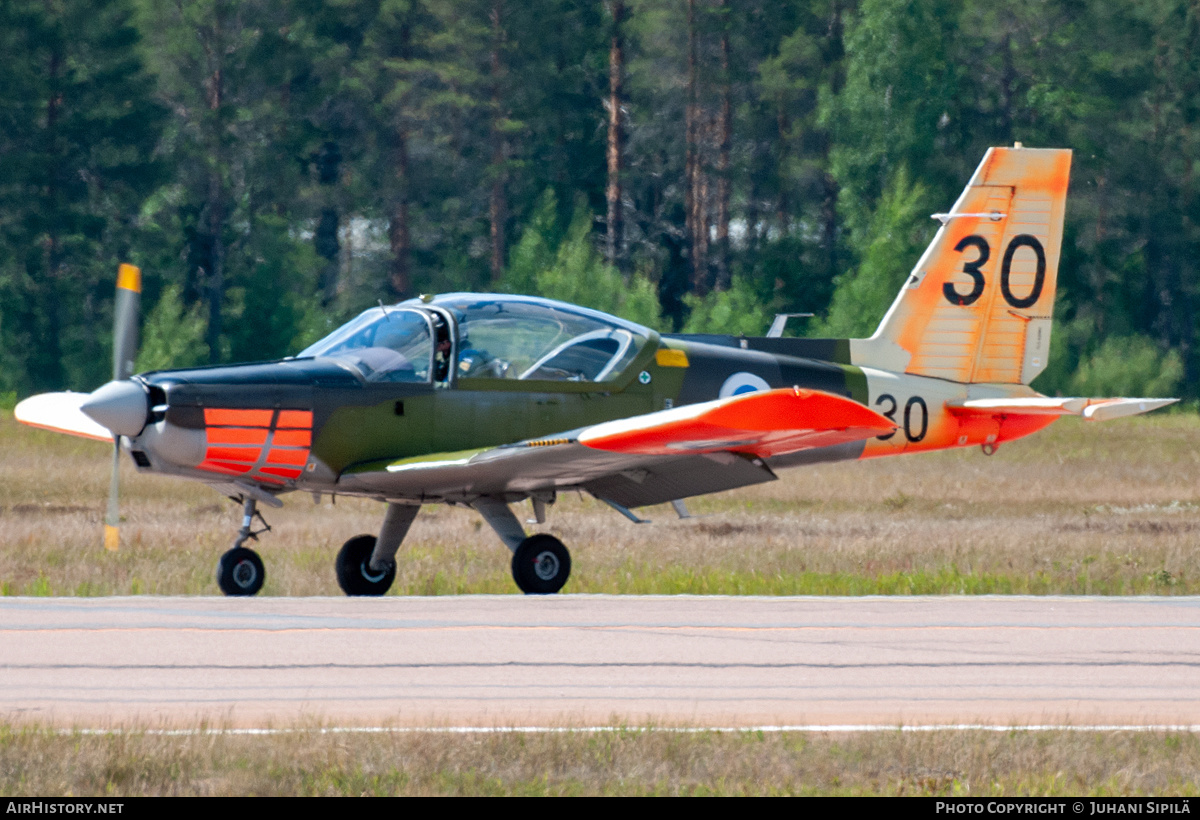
<box><xmin>197</xmin><ymin>459</ymin><xmax>253</xmax><ymax>475</ymax></box>
<box><xmin>265</xmin><ymin>448</ymin><xmax>309</xmax><ymax>466</ymax></box>
<box><xmin>205</xmin><ymin>446</ymin><xmax>262</xmax><ymax>463</ymax></box>
<box><xmin>196</xmin><ymin>407</ymin><xmax>313</xmax><ymax>484</ymax></box>
<box><xmin>206</xmin><ymin>427</ymin><xmax>270</xmax><ymax>445</ymax></box>
<box><xmin>259</xmin><ymin>466</ymin><xmax>304</xmax><ymax>479</ymax></box>
<box><xmin>204</xmin><ymin>408</ymin><xmax>274</xmax><ymax>427</ymax></box>
<box><xmin>277</xmin><ymin>410</ymin><xmax>312</xmax><ymax>428</ymax></box>
<box><xmin>271</xmin><ymin>429</ymin><xmax>311</xmax><ymax>447</ymax></box>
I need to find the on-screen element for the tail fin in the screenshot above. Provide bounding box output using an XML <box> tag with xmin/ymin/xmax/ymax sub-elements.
<box><xmin>852</xmin><ymin>146</ymin><xmax>1072</xmax><ymax>385</ymax></box>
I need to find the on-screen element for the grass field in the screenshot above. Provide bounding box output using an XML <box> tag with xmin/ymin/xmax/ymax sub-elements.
<box><xmin>1</xmin><ymin>410</ymin><xmax>1197</xmax><ymax>597</ymax></box>
<box><xmin>2</xmin><ymin>411</ymin><xmax>1198</xmax><ymax>796</ymax></box>
<box><xmin>2</xmin><ymin>727</ymin><xmax>1198</xmax><ymax>796</ymax></box>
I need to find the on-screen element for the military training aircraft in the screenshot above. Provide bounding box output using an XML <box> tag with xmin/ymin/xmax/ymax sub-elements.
<box><xmin>14</xmin><ymin>145</ymin><xmax>1176</xmax><ymax>597</ymax></box>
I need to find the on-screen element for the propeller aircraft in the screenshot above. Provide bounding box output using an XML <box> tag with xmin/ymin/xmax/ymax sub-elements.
<box><xmin>14</xmin><ymin>145</ymin><xmax>1177</xmax><ymax>596</ymax></box>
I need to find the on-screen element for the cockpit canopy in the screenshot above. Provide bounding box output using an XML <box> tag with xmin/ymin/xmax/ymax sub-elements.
<box><xmin>297</xmin><ymin>307</ymin><xmax>435</xmax><ymax>383</ymax></box>
<box><xmin>297</xmin><ymin>294</ymin><xmax>652</xmax><ymax>384</ymax></box>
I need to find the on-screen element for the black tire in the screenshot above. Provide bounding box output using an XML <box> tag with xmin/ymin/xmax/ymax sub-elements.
<box><xmin>511</xmin><ymin>534</ymin><xmax>571</xmax><ymax>595</ymax></box>
<box><xmin>336</xmin><ymin>534</ymin><xmax>396</xmax><ymax>596</ymax></box>
<box><xmin>216</xmin><ymin>547</ymin><xmax>265</xmax><ymax>596</ymax></box>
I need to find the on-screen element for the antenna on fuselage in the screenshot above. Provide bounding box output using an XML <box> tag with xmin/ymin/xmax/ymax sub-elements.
<box><xmin>766</xmin><ymin>313</ymin><xmax>813</xmax><ymax>338</ymax></box>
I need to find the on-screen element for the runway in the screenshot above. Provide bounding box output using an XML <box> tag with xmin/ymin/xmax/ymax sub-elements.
<box><xmin>2</xmin><ymin>595</ymin><xmax>1198</xmax><ymax>729</ymax></box>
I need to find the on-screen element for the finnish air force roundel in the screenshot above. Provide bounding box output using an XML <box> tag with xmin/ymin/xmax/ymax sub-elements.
<box><xmin>718</xmin><ymin>372</ymin><xmax>771</xmax><ymax>398</ymax></box>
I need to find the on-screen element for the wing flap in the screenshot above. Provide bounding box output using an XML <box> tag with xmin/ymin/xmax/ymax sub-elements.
<box><xmin>577</xmin><ymin>387</ymin><xmax>895</xmax><ymax>457</ymax></box>
<box><xmin>948</xmin><ymin>396</ymin><xmax>1177</xmax><ymax>421</ymax></box>
<box><xmin>14</xmin><ymin>392</ymin><xmax>113</xmax><ymax>442</ymax></box>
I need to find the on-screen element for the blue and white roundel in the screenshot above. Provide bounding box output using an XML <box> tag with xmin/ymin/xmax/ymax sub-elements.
<box><xmin>718</xmin><ymin>372</ymin><xmax>771</xmax><ymax>398</ymax></box>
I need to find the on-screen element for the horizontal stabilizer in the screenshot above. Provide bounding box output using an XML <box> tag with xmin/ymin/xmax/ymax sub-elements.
<box><xmin>13</xmin><ymin>392</ymin><xmax>113</xmax><ymax>442</ymax></box>
<box><xmin>578</xmin><ymin>387</ymin><xmax>896</xmax><ymax>458</ymax></box>
<box><xmin>948</xmin><ymin>396</ymin><xmax>1177</xmax><ymax>421</ymax></box>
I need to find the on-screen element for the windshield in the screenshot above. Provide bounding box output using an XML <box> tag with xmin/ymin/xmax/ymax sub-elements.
<box><xmin>297</xmin><ymin>307</ymin><xmax>433</xmax><ymax>383</ymax></box>
<box><xmin>421</xmin><ymin>294</ymin><xmax>649</xmax><ymax>382</ymax></box>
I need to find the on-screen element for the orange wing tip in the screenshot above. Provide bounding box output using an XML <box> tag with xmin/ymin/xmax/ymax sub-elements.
<box><xmin>579</xmin><ymin>388</ymin><xmax>896</xmax><ymax>457</ymax></box>
<box><xmin>116</xmin><ymin>263</ymin><xmax>141</xmax><ymax>293</ymax></box>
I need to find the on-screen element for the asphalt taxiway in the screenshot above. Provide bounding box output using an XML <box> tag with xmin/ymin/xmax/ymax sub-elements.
<box><xmin>2</xmin><ymin>595</ymin><xmax>1198</xmax><ymax>728</ymax></box>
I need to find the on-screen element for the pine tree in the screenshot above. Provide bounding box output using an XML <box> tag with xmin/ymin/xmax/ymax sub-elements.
<box><xmin>0</xmin><ymin>0</ymin><xmax>164</xmax><ymax>393</ymax></box>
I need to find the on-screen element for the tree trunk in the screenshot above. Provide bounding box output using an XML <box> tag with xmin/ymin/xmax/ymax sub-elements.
<box><xmin>775</xmin><ymin>103</ymin><xmax>789</xmax><ymax>237</ymax></box>
<box><xmin>605</xmin><ymin>0</ymin><xmax>626</xmax><ymax>270</ymax></box>
<box><xmin>685</xmin><ymin>0</ymin><xmax>707</xmax><ymax>295</ymax></box>
<box><xmin>314</xmin><ymin>142</ymin><xmax>342</xmax><ymax>305</ymax></box>
<box><xmin>203</xmin><ymin>43</ymin><xmax>225</xmax><ymax>363</ymax></box>
<box><xmin>204</xmin><ymin>174</ymin><xmax>225</xmax><ymax>363</ymax></box>
<box><xmin>489</xmin><ymin>0</ymin><xmax>507</xmax><ymax>285</ymax></box>
<box><xmin>821</xmin><ymin>170</ymin><xmax>838</xmax><ymax>278</ymax></box>
<box><xmin>389</xmin><ymin>129</ymin><xmax>412</xmax><ymax>298</ymax></box>
<box><xmin>41</xmin><ymin>43</ymin><xmax>65</xmax><ymax>388</ymax></box>
<box><xmin>999</xmin><ymin>31</ymin><xmax>1015</xmax><ymax>142</ymax></box>
<box><xmin>715</xmin><ymin>0</ymin><xmax>732</xmax><ymax>290</ymax></box>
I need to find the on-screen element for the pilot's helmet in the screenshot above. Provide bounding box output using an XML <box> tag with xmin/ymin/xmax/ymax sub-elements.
<box><xmin>458</xmin><ymin>348</ymin><xmax>489</xmax><ymax>375</ymax></box>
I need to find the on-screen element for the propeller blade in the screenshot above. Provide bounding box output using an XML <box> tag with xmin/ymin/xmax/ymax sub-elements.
<box><xmin>105</xmin><ymin>437</ymin><xmax>121</xmax><ymax>552</ymax></box>
<box><xmin>113</xmin><ymin>263</ymin><xmax>141</xmax><ymax>381</ymax></box>
<box><xmin>104</xmin><ymin>263</ymin><xmax>142</xmax><ymax>552</ymax></box>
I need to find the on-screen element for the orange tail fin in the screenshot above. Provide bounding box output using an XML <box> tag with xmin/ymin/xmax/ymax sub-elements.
<box><xmin>852</xmin><ymin>146</ymin><xmax>1072</xmax><ymax>385</ymax></box>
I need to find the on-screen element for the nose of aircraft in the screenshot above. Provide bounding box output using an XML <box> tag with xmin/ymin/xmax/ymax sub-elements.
<box><xmin>80</xmin><ymin>380</ymin><xmax>149</xmax><ymax>437</ymax></box>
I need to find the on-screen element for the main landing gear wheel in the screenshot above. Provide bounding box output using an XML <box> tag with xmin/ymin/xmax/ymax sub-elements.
<box><xmin>336</xmin><ymin>534</ymin><xmax>396</xmax><ymax>596</ymax></box>
<box><xmin>511</xmin><ymin>534</ymin><xmax>571</xmax><ymax>595</ymax></box>
<box><xmin>216</xmin><ymin>547</ymin><xmax>265</xmax><ymax>596</ymax></box>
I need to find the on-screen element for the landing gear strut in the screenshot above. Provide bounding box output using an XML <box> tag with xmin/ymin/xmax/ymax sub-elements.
<box><xmin>216</xmin><ymin>497</ymin><xmax>270</xmax><ymax>596</ymax></box>
<box><xmin>335</xmin><ymin>502</ymin><xmax>419</xmax><ymax>596</ymax></box>
<box><xmin>471</xmin><ymin>496</ymin><xmax>572</xmax><ymax>595</ymax></box>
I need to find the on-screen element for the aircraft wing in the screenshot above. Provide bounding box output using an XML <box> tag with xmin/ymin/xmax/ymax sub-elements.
<box><xmin>336</xmin><ymin>387</ymin><xmax>896</xmax><ymax>507</ymax></box>
<box><xmin>947</xmin><ymin>396</ymin><xmax>1177</xmax><ymax>422</ymax></box>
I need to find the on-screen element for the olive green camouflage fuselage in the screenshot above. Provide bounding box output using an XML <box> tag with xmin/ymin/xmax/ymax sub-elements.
<box><xmin>133</xmin><ymin>331</ymin><xmax>880</xmax><ymax>506</ymax></box>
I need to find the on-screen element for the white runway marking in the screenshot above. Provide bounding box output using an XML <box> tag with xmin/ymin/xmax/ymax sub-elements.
<box><xmin>60</xmin><ymin>724</ymin><xmax>1200</xmax><ymax>736</ymax></box>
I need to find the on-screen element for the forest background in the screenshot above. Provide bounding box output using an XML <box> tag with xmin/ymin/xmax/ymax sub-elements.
<box><xmin>0</xmin><ymin>0</ymin><xmax>1194</xmax><ymax>402</ymax></box>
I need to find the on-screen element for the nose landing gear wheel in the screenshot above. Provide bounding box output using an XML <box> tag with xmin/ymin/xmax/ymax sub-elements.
<box><xmin>511</xmin><ymin>534</ymin><xmax>571</xmax><ymax>594</ymax></box>
<box><xmin>216</xmin><ymin>547</ymin><xmax>265</xmax><ymax>596</ymax></box>
<box><xmin>336</xmin><ymin>534</ymin><xmax>397</xmax><ymax>596</ymax></box>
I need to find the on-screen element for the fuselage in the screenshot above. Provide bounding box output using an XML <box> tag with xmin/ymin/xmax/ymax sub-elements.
<box><xmin>122</xmin><ymin>293</ymin><xmax>1050</xmax><ymax>504</ymax></box>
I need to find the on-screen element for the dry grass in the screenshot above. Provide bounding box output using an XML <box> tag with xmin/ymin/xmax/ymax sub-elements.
<box><xmin>2</xmin><ymin>411</ymin><xmax>1198</xmax><ymax>596</ymax></box>
<box><xmin>1</xmin><ymin>726</ymin><xmax>1198</xmax><ymax>796</ymax></box>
